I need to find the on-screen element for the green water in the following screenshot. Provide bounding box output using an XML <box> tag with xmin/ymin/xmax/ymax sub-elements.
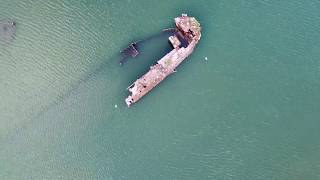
<box><xmin>1</xmin><ymin>0</ymin><xmax>320</xmax><ymax>179</ymax></box>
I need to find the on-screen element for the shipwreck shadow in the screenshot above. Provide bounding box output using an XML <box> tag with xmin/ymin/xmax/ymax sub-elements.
<box><xmin>32</xmin><ymin>26</ymin><xmax>177</xmax><ymax>120</ymax></box>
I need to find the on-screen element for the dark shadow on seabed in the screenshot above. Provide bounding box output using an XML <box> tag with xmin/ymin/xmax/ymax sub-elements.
<box><xmin>30</xmin><ymin>27</ymin><xmax>177</xmax><ymax>122</ymax></box>
<box><xmin>0</xmin><ymin>26</ymin><xmax>179</xmax><ymax>142</ymax></box>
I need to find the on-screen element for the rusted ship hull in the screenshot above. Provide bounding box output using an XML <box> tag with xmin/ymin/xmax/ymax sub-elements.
<box><xmin>125</xmin><ymin>14</ymin><xmax>201</xmax><ymax>107</ymax></box>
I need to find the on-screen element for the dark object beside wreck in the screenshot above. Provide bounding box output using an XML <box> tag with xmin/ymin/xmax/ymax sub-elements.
<box><xmin>119</xmin><ymin>42</ymin><xmax>139</xmax><ymax>65</ymax></box>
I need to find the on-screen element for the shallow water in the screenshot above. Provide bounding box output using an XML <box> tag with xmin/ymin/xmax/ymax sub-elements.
<box><xmin>1</xmin><ymin>0</ymin><xmax>320</xmax><ymax>179</ymax></box>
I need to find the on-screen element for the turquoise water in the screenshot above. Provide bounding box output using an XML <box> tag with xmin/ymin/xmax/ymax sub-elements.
<box><xmin>1</xmin><ymin>0</ymin><xmax>320</xmax><ymax>179</ymax></box>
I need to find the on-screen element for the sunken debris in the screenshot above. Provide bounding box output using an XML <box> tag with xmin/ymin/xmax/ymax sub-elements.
<box><xmin>122</xmin><ymin>42</ymin><xmax>139</xmax><ymax>58</ymax></box>
<box><xmin>119</xmin><ymin>42</ymin><xmax>141</xmax><ymax>66</ymax></box>
<box><xmin>119</xmin><ymin>27</ymin><xmax>184</xmax><ymax>65</ymax></box>
<box><xmin>0</xmin><ymin>20</ymin><xmax>16</xmax><ymax>43</ymax></box>
<box><xmin>125</xmin><ymin>14</ymin><xmax>201</xmax><ymax>107</ymax></box>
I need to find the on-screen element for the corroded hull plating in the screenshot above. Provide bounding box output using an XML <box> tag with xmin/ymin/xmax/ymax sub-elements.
<box><xmin>125</xmin><ymin>14</ymin><xmax>201</xmax><ymax>107</ymax></box>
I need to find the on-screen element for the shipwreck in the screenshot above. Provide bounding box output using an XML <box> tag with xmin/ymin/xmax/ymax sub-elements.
<box><xmin>125</xmin><ymin>14</ymin><xmax>201</xmax><ymax>107</ymax></box>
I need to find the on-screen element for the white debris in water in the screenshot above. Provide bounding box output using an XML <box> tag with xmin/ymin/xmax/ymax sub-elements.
<box><xmin>204</xmin><ymin>56</ymin><xmax>208</xmax><ymax>61</ymax></box>
<box><xmin>114</xmin><ymin>104</ymin><xmax>118</xmax><ymax>108</ymax></box>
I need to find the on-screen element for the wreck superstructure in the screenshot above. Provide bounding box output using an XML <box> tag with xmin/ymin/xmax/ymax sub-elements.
<box><xmin>125</xmin><ymin>14</ymin><xmax>201</xmax><ymax>107</ymax></box>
